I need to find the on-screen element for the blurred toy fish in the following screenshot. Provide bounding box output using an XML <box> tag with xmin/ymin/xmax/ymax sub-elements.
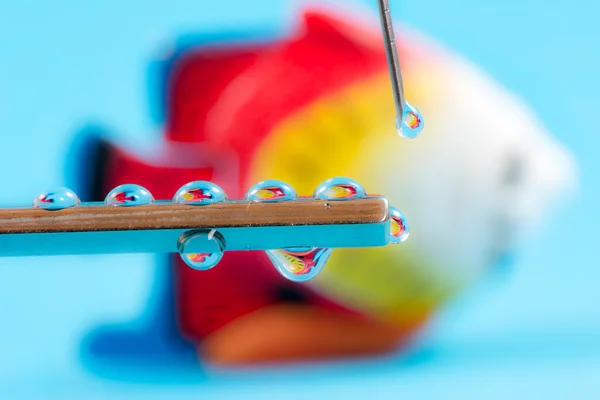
<box><xmin>321</xmin><ymin>184</ymin><xmax>359</xmax><ymax>199</ymax></box>
<box><xmin>281</xmin><ymin>249</ymin><xmax>319</xmax><ymax>275</ymax></box>
<box><xmin>404</xmin><ymin>111</ymin><xmax>421</xmax><ymax>130</ymax></box>
<box><xmin>181</xmin><ymin>188</ymin><xmax>213</xmax><ymax>202</ymax></box>
<box><xmin>254</xmin><ymin>187</ymin><xmax>287</xmax><ymax>200</ymax></box>
<box><xmin>38</xmin><ymin>195</ymin><xmax>53</xmax><ymax>204</ymax></box>
<box><xmin>187</xmin><ymin>253</ymin><xmax>211</xmax><ymax>263</ymax></box>
<box><xmin>73</xmin><ymin>7</ymin><xmax>574</xmax><ymax>366</ymax></box>
<box><xmin>391</xmin><ymin>217</ymin><xmax>406</xmax><ymax>239</ymax></box>
<box><xmin>112</xmin><ymin>191</ymin><xmax>136</xmax><ymax>203</ymax></box>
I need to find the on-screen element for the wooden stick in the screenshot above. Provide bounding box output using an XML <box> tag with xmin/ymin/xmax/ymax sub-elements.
<box><xmin>0</xmin><ymin>198</ymin><xmax>388</xmax><ymax>234</ymax></box>
<box><xmin>0</xmin><ymin>198</ymin><xmax>391</xmax><ymax>256</ymax></box>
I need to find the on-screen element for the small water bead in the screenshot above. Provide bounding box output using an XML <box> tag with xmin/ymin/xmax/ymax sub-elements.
<box><xmin>178</xmin><ymin>230</ymin><xmax>225</xmax><ymax>271</ymax></box>
<box><xmin>33</xmin><ymin>188</ymin><xmax>80</xmax><ymax>210</ymax></box>
<box><xmin>313</xmin><ymin>177</ymin><xmax>367</xmax><ymax>201</ymax></box>
<box><xmin>173</xmin><ymin>181</ymin><xmax>227</xmax><ymax>205</ymax></box>
<box><xmin>246</xmin><ymin>180</ymin><xmax>297</xmax><ymax>202</ymax></box>
<box><xmin>105</xmin><ymin>184</ymin><xmax>155</xmax><ymax>206</ymax></box>
<box><xmin>266</xmin><ymin>247</ymin><xmax>333</xmax><ymax>282</ymax></box>
<box><xmin>389</xmin><ymin>206</ymin><xmax>410</xmax><ymax>244</ymax></box>
<box><xmin>397</xmin><ymin>101</ymin><xmax>424</xmax><ymax>139</ymax></box>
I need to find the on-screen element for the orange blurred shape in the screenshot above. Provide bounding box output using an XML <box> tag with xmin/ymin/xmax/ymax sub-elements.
<box><xmin>200</xmin><ymin>304</ymin><xmax>424</xmax><ymax>365</ymax></box>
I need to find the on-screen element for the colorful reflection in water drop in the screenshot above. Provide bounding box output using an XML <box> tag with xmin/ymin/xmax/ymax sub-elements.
<box><xmin>266</xmin><ymin>247</ymin><xmax>333</xmax><ymax>282</ymax></box>
<box><xmin>397</xmin><ymin>101</ymin><xmax>424</xmax><ymax>139</ymax></box>
<box><xmin>105</xmin><ymin>184</ymin><xmax>155</xmax><ymax>206</ymax></box>
<box><xmin>178</xmin><ymin>230</ymin><xmax>225</xmax><ymax>271</ymax></box>
<box><xmin>173</xmin><ymin>181</ymin><xmax>227</xmax><ymax>205</ymax></box>
<box><xmin>389</xmin><ymin>206</ymin><xmax>410</xmax><ymax>244</ymax></box>
<box><xmin>246</xmin><ymin>180</ymin><xmax>297</xmax><ymax>202</ymax></box>
<box><xmin>33</xmin><ymin>188</ymin><xmax>80</xmax><ymax>210</ymax></box>
<box><xmin>180</xmin><ymin>251</ymin><xmax>224</xmax><ymax>271</ymax></box>
<box><xmin>313</xmin><ymin>177</ymin><xmax>367</xmax><ymax>201</ymax></box>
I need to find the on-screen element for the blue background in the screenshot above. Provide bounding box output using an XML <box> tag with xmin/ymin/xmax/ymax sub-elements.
<box><xmin>0</xmin><ymin>0</ymin><xmax>598</xmax><ymax>398</ymax></box>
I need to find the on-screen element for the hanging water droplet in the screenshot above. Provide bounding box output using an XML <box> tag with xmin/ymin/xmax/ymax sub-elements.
<box><xmin>397</xmin><ymin>101</ymin><xmax>424</xmax><ymax>139</ymax></box>
<box><xmin>246</xmin><ymin>180</ymin><xmax>297</xmax><ymax>202</ymax></box>
<box><xmin>173</xmin><ymin>181</ymin><xmax>227</xmax><ymax>205</ymax></box>
<box><xmin>33</xmin><ymin>188</ymin><xmax>80</xmax><ymax>210</ymax></box>
<box><xmin>389</xmin><ymin>206</ymin><xmax>410</xmax><ymax>244</ymax></box>
<box><xmin>178</xmin><ymin>229</ymin><xmax>225</xmax><ymax>271</ymax></box>
<box><xmin>266</xmin><ymin>247</ymin><xmax>332</xmax><ymax>282</ymax></box>
<box><xmin>105</xmin><ymin>184</ymin><xmax>155</xmax><ymax>207</ymax></box>
<box><xmin>313</xmin><ymin>177</ymin><xmax>367</xmax><ymax>201</ymax></box>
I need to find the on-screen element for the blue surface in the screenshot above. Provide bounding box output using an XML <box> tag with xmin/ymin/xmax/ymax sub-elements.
<box><xmin>1</xmin><ymin>0</ymin><xmax>599</xmax><ymax>398</ymax></box>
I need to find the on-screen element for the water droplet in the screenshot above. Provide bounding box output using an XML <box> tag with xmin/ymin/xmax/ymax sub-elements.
<box><xmin>173</xmin><ymin>181</ymin><xmax>227</xmax><ymax>205</ymax></box>
<box><xmin>245</xmin><ymin>180</ymin><xmax>297</xmax><ymax>202</ymax></box>
<box><xmin>178</xmin><ymin>230</ymin><xmax>225</xmax><ymax>271</ymax></box>
<box><xmin>266</xmin><ymin>247</ymin><xmax>332</xmax><ymax>282</ymax></box>
<box><xmin>105</xmin><ymin>184</ymin><xmax>155</xmax><ymax>206</ymax></box>
<box><xmin>389</xmin><ymin>206</ymin><xmax>410</xmax><ymax>244</ymax></box>
<box><xmin>397</xmin><ymin>101</ymin><xmax>424</xmax><ymax>139</ymax></box>
<box><xmin>33</xmin><ymin>188</ymin><xmax>80</xmax><ymax>210</ymax></box>
<box><xmin>313</xmin><ymin>177</ymin><xmax>367</xmax><ymax>201</ymax></box>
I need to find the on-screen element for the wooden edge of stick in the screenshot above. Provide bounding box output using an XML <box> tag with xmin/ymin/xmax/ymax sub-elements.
<box><xmin>0</xmin><ymin>198</ymin><xmax>390</xmax><ymax>234</ymax></box>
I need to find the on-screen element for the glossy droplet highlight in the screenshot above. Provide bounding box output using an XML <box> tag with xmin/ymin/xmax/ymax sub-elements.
<box><xmin>313</xmin><ymin>177</ymin><xmax>367</xmax><ymax>201</ymax></box>
<box><xmin>33</xmin><ymin>188</ymin><xmax>80</xmax><ymax>210</ymax></box>
<box><xmin>105</xmin><ymin>184</ymin><xmax>155</xmax><ymax>207</ymax></box>
<box><xmin>173</xmin><ymin>181</ymin><xmax>227</xmax><ymax>205</ymax></box>
<box><xmin>178</xmin><ymin>230</ymin><xmax>225</xmax><ymax>271</ymax></box>
<box><xmin>398</xmin><ymin>101</ymin><xmax>424</xmax><ymax>139</ymax></box>
<box><xmin>266</xmin><ymin>247</ymin><xmax>332</xmax><ymax>282</ymax></box>
<box><xmin>389</xmin><ymin>206</ymin><xmax>410</xmax><ymax>244</ymax></box>
<box><xmin>246</xmin><ymin>180</ymin><xmax>297</xmax><ymax>202</ymax></box>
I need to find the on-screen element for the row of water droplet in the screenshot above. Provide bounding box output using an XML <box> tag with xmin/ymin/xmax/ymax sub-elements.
<box><xmin>32</xmin><ymin>178</ymin><xmax>409</xmax><ymax>282</ymax></box>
